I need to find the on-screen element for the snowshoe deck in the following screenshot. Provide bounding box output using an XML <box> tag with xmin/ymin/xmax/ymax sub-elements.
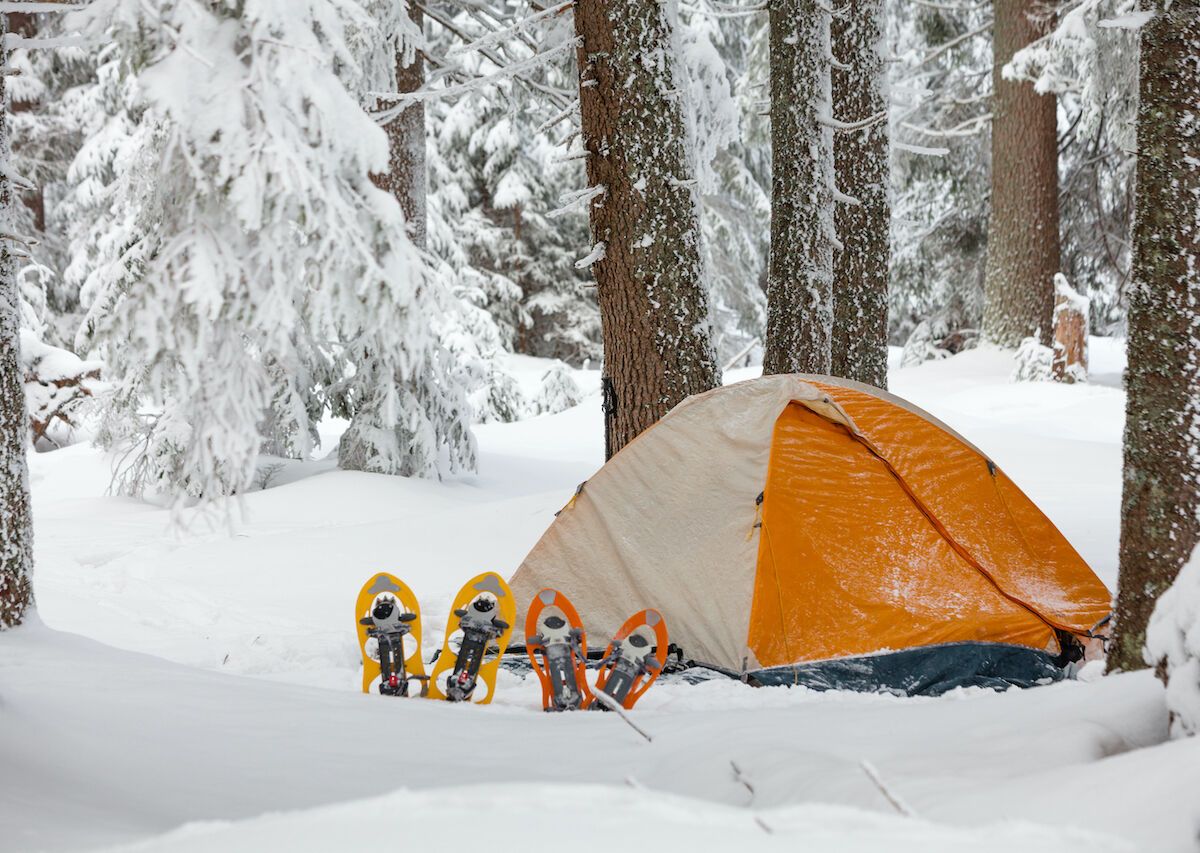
<box><xmin>589</xmin><ymin>609</ymin><xmax>668</xmax><ymax>710</ymax></box>
<box><xmin>355</xmin><ymin>573</ymin><xmax>427</xmax><ymax>696</ymax></box>
<box><xmin>525</xmin><ymin>588</ymin><xmax>592</xmax><ymax>712</ymax></box>
<box><xmin>427</xmin><ymin>572</ymin><xmax>515</xmax><ymax>704</ymax></box>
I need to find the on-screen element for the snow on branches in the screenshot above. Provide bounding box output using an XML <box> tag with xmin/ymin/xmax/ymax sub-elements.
<box><xmin>1146</xmin><ymin>545</ymin><xmax>1200</xmax><ymax>739</ymax></box>
<box><xmin>65</xmin><ymin>0</ymin><xmax>473</xmax><ymax>510</ymax></box>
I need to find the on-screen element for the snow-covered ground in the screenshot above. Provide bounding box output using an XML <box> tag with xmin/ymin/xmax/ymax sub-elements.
<box><xmin>5</xmin><ymin>341</ymin><xmax>1199</xmax><ymax>852</ymax></box>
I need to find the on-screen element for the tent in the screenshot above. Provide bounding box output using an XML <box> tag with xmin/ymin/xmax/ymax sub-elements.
<box><xmin>510</xmin><ymin>374</ymin><xmax>1112</xmax><ymax>695</ymax></box>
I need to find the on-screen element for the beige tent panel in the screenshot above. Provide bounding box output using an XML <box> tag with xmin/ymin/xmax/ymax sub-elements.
<box><xmin>510</xmin><ymin>375</ymin><xmax>833</xmax><ymax>668</ymax></box>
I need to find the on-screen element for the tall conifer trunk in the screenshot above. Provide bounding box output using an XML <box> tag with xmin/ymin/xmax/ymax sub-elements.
<box><xmin>830</xmin><ymin>0</ymin><xmax>888</xmax><ymax>389</ymax></box>
<box><xmin>1109</xmin><ymin>0</ymin><xmax>1200</xmax><ymax>671</ymax></box>
<box><xmin>0</xmin><ymin>14</ymin><xmax>35</xmax><ymax>629</ymax></box>
<box><xmin>763</xmin><ymin>1</ymin><xmax>833</xmax><ymax>375</ymax></box>
<box><xmin>982</xmin><ymin>0</ymin><xmax>1059</xmax><ymax>348</ymax></box>
<box><xmin>573</xmin><ymin>0</ymin><xmax>719</xmax><ymax>458</ymax></box>
<box><xmin>373</xmin><ymin>3</ymin><xmax>426</xmax><ymax>247</ymax></box>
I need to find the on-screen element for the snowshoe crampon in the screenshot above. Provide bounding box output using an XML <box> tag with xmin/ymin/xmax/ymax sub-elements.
<box><xmin>427</xmin><ymin>572</ymin><xmax>515</xmax><ymax>704</ymax></box>
<box><xmin>355</xmin><ymin>573</ymin><xmax>428</xmax><ymax>697</ymax></box>
<box><xmin>588</xmin><ymin>609</ymin><xmax>668</xmax><ymax>711</ymax></box>
<box><xmin>525</xmin><ymin>588</ymin><xmax>592</xmax><ymax>712</ymax></box>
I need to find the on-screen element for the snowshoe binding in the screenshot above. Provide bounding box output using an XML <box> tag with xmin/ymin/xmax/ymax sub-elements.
<box><xmin>428</xmin><ymin>572</ymin><xmax>515</xmax><ymax>704</ymax></box>
<box><xmin>589</xmin><ymin>609</ymin><xmax>668</xmax><ymax>711</ymax></box>
<box><xmin>525</xmin><ymin>588</ymin><xmax>592</xmax><ymax>712</ymax></box>
<box><xmin>354</xmin><ymin>573</ymin><xmax>428</xmax><ymax>697</ymax></box>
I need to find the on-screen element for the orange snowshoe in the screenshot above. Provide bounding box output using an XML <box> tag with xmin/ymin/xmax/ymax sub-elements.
<box><xmin>588</xmin><ymin>609</ymin><xmax>668</xmax><ymax>710</ymax></box>
<box><xmin>525</xmin><ymin>589</ymin><xmax>592</xmax><ymax>712</ymax></box>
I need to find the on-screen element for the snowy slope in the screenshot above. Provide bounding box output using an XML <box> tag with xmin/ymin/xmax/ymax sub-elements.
<box><xmin>7</xmin><ymin>344</ymin><xmax>1199</xmax><ymax>852</ymax></box>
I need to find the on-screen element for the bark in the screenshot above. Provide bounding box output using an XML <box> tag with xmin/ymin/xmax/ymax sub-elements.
<box><xmin>763</xmin><ymin>0</ymin><xmax>834</xmax><ymax>375</ymax></box>
<box><xmin>981</xmin><ymin>0</ymin><xmax>1059</xmax><ymax>348</ymax></box>
<box><xmin>0</xmin><ymin>14</ymin><xmax>35</xmax><ymax>630</ymax></box>
<box><xmin>573</xmin><ymin>0</ymin><xmax>719</xmax><ymax>458</ymax></box>
<box><xmin>1051</xmin><ymin>275</ymin><xmax>1087</xmax><ymax>384</ymax></box>
<box><xmin>830</xmin><ymin>0</ymin><xmax>888</xmax><ymax>389</ymax></box>
<box><xmin>1109</xmin><ymin>1</ymin><xmax>1200</xmax><ymax>672</ymax></box>
<box><xmin>372</xmin><ymin>3</ymin><xmax>426</xmax><ymax>248</ymax></box>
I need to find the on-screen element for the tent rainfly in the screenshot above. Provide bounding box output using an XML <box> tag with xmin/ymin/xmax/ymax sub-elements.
<box><xmin>510</xmin><ymin>375</ymin><xmax>1112</xmax><ymax>696</ymax></box>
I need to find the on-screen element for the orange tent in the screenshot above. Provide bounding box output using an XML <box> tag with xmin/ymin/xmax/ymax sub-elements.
<box><xmin>511</xmin><ymin>375</ymin><xmax>1111</xmax><ymax>694</ymax></box>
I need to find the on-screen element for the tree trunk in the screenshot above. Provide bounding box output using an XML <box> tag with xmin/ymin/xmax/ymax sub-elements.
<box><xmin>372</xmin><ymin>3</ymin><xmax>426</xmax><ymax>248</ymax></box>
<box><xmin>1109</xmin><ymin>0</ymin><xmax>1200</xmax><ymax>672</ymax></box>
<box><xmin>573</xmin><ymin>0</ymin><xmax>719</xmax><ymax>458</ymax></box>
<box><xmin>830</xmin><ymin>0</ymin><xmax>888</xmax><ymax>389</ymax></box>
<box><xmin>763</xmin><ymin>0</ymin><xmax>834</xmax><ymax>376</ymax></box>
<box><xmin>0</xmin><ymin>14</ymin><xmax>35</xmax><ymax>630</ymax></box>
<box><xmin>981</xmin><ymin>0</ymin><xmax>1059</xmax><ymax>348</ymax></box>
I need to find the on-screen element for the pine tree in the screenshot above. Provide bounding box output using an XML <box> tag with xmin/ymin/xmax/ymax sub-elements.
<box><xmin>889</xmin><ymin>4</ymin><xmax>993</xmax><ymax>353</ymax></box>
<box><xmin>830</xmin><ymin>0</ymin><xmax>888</xmax><ymax>389</ymax></box>
<box><xmin>762</xmin><ymin>1</ymin><xmax>833</xmax><ymax>375</ymax></box>
<box><xmin>68</xmin><ymin>0</ymin><xmax>473</xmax><ymax>503</ymax></box>
<box><xmin>0</xmin><ymin>13</ymin><xmax>35</xmax><ymax>629</ymax></box>
<box><xmin>1110</xmin><ymin>0</ymin><xmax>1200</xmax><ymax>672</ymax></box>
<box><xmin>981</xmin><ymin>0</ymin><xmax>1059</xmax><ymax>348</ymax></box>
<box><xmin>572</xmin><ymin>0</ymin><xmax>719</xmax><ymax>457</ymax></box>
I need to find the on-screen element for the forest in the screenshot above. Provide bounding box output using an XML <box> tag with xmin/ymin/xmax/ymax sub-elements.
<box><xmin>0</xmin><ymin>0</ymin><xmax>1197</xmax><ymax>850</ymax></box>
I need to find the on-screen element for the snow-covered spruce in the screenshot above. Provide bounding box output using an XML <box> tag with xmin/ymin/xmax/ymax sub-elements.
<box><xmin>65</xmin><ymin>0</ymin><xmax>473</xmax><ymax>503</ymax></box>
<box><xmin>22</xmin><ymin>329</ymin><xmax>102</xmax><ymax>450</ymax></box>
<box><xmin>676</xmin><ymin>12</ymin><xmax>767</xmax><ymax>368</ymax></box>
<box><xmin>1011</xmin><ymin>334</ymin><xmax>1054</xmax><ymax>382</ymax></box>
<box><xmin>532</xmin><ymin>362</ymin><xmax>583</xmax><ymax>416</ymax></box>
<box><xmin>1146</xmin><ymin>544</ymin><xmax>1200</xmax><ymax>738</ymax></box>
<box><xmin>889</xmin><ymin>2</ymin><xmax>994</xmax><ymax>352</ymax></box>
<box><xmin>423</xmin><ymin>12</ymin><xmax>601</xmax><ymax>368</ymax></box>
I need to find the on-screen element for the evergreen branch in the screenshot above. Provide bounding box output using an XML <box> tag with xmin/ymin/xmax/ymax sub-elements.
<box><xmin>547</xmin><ymin>184</ymin><xmax>605</xmax><ymax>219</ymax></box>
<box><xmin>445</xmin><ymin>0</ymin><xmax>573</xmax><ymax>60</ymax></box>
<box><xmin>910</xmin><ymin>20</ymin><xmax>993</xmax><ymax>70</ymax></box>
<box><xmin>372</xmin><ymin>38</ymin><xmax>579</xmax><ymax>111</ymax></box>
<box><xmin>900</xmin><ymin>112</ymin><xmax>992</xmax><ymax>137</ymax></box>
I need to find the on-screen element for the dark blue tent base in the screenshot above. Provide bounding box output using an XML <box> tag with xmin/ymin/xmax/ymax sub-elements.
<box><xmin>750</xmin><ymin>641</ymin><xmax>1069</xmax><ymax>697</ymax></box>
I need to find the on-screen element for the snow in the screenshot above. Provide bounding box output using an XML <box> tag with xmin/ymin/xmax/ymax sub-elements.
<box><xmin>1146</xmin><ymin>543</ymin><xmax>1200</xmax><ymax>738</ymax></box>
<box><xmin>6</xmin><ymin>346</ymin><xmax>1198</xmax><ymax>852</ymax></box>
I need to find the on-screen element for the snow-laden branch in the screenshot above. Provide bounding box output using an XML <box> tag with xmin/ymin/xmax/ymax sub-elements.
<box><xmin>1097</xmin><ymin>10</ymin><xmax>1154</xmax><ymax>29</ymax></box>
<box><xmin>547</xmin><ymin>184</ymin><xmax>605</xmax><ymax>219</ymax></box>
<box><xmin>817</xmin><ymin>110</ymin><xmax>887</xmax><ymax>132</ymax></box>
<box><xmin>4</xmin><ymin>33</ymin><xmax>94</xmax><ymax>49</ymax></box>
<box><xmin>416</xmin><ymin>1</ymin><xmax>574</xmax><ymax>111</ymax></box>
<box><xmin>372</xmin><ymin>37</ymin><xmax>580</xmax><ymax>112</ymax></box>
<box><xmin>900</xmin><ymin>112</ymin><xmax>991</xmax><ymax>138</ymax></box>
<box><xmin>0</xmin><ymin>1</ymin><xmax>88</xmax><ymax>10</ymax></box>
<box><xmin>893</xmin><ymin>141</ymin><xmax>949</xmax><ymax>157</ymax></box>
<box><xmin>910</xmin><ymin>20</ymin><xmax>993</xmax><ymax>70</ymax></box>
<box><xmin>575</xmin><ymin>242</ymin><xmax>606</xmax><ymax>269</ymax></box>
<box><xmin>814</xmin><ymin>1</ymin><xmax>848</xmax><ymax>16</ymax></box>
<box><xmin>680</xmin><ymin>1</ymin><xmax>765</xmax><ymax>18</ymax></box>
<box><xmin>908</xmin><ymin>0</ymin><xmax>989</xmax><ymax>10</ymax></box>
<box><xmin>831</xmin><ymin>185</ymin><xmax>860</xmax><ymax>206</ymax></box>
<box><xmin>535</xmin><ymin>97</ymin><xmax>579</xmax><ymax>134</ymax></box>
<box><xmin>445</xmin><ymin>0</ymin><xmax>573</xmax><ymax>59</ymax></box>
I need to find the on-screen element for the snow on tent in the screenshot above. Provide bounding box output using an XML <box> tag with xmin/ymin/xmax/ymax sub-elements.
<box><xmin>510</xmin><ymin>375</ymin><xmax>1112</xmax><ymax>696</ymax></box>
